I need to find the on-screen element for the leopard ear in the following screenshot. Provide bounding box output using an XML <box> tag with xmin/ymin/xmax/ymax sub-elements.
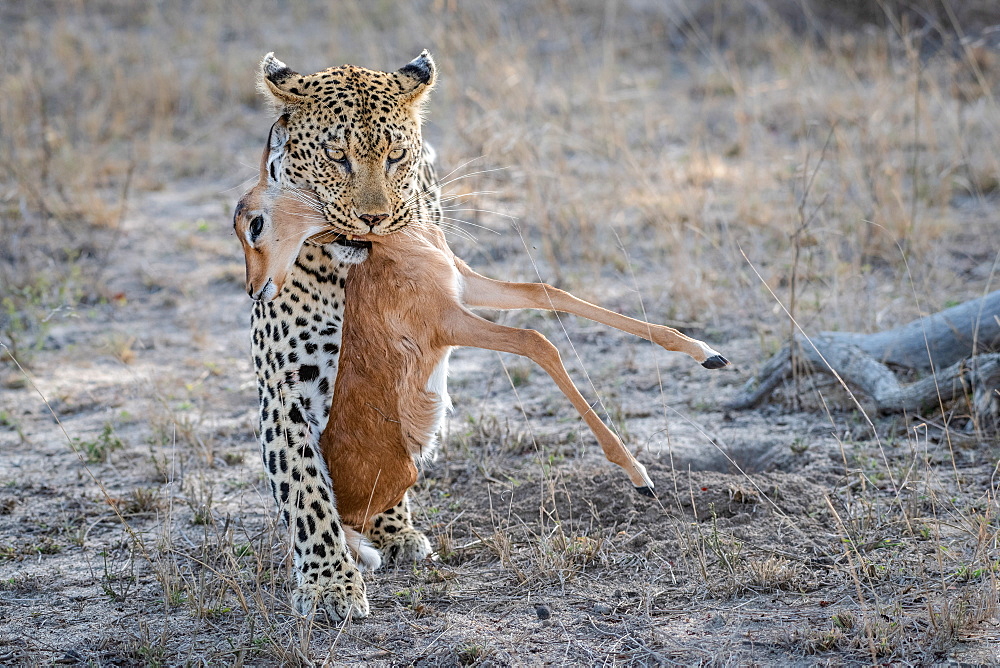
<box><xmin>396</xmin><ymin>50</ymin><xmax>436</xmax><ymax>107</ymax></box>
<box><xmin>258</xmin><ymin>53</ymin><xmax>308</xmax><ymax>111</ymax></box>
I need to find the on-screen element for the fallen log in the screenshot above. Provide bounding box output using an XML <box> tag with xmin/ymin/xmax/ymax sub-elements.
<box><xmin>729</xmin><ymin>291</ymin><xmax>1000</xmax><ymax>416</ymax></box>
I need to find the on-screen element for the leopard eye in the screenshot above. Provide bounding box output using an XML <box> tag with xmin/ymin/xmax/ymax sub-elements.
<box><xmin>249</xmin><ymin>215</ymin><xmax>264</xmax><ymax>239</ymax></box>
<box><xmin>325</xmin><ymin>146</ymin><xmax>348</xmax><ymax>163</ymax></box>
<box><xmin>387</xmin><ymin>147</ymin><xmax>406</xmax><ymax>164</ymax></box>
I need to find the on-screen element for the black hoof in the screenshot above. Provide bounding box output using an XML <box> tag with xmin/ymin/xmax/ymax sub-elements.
<box><xmin>701</xmin><ymin>354</ymin><xmax>729</xmax><ymax>369</ymax></box>
<box><xmin>634</xmin><ymin>485</ymin><xmax>657</xmax><ymax>499</ymax></box>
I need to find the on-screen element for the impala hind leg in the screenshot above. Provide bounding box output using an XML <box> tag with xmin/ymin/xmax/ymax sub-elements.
<box><xmin>365</xmin><ymin>494</ymin><xmax>433</xmax><ymax>564</ymax></box>
<box><xmin>444</xmin><ymin>309</ymin><xmax>656</xmax><ymax>496</ymax></box>
<box><xmin>457</xmin><ymin>264</ymin><xmax>729</xmax><ymax>369</ymax></box>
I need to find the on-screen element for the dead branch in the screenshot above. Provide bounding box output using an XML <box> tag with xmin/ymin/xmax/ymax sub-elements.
<box><xmin>730</xmin><ymin>291</ymin><xmax>1000</xmax><ymax>415</ymax></box>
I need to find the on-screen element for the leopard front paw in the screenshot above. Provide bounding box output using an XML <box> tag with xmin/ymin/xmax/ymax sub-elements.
<box><xmin>380</xmin><ymin>528</ymin><xmax>433</xmax><ymax>564</ymax></box>
<box><xmin>292</xmin><ymin>568</ymin><xmax>369</xmax><ymax>621</ymax></box>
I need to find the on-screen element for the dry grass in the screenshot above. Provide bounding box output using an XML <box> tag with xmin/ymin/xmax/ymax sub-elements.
<box><xmin>1</xmin><ymin>0</ymin><xmax>999</xmax><ymax>665</ymax></box>
<box><xmin>2</xmin><ymin>1</ymin><xmax>998</xmax><ymax>348</ymax></box>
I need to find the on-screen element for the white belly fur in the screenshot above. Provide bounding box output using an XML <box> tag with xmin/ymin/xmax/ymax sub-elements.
<box><xmin>422</xmin><ymin>349</ymin><xmax>452</xmax><ymax>458</ymax></box>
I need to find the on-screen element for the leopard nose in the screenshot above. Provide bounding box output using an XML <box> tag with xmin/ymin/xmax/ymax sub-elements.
<box><xmin>357</xmin><ymin>212</ymin><xmax>388</xmax><ymax>228</ymax></box>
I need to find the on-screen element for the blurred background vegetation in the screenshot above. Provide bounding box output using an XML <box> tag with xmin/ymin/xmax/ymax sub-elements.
<box><xmin>1</xmin><ymin>0</ymin><xmax>998</xmax><ymax>359</ymax></box>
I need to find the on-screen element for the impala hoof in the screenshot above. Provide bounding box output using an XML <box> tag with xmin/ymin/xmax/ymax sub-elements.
<box><xmin>634</xmin><ymin>485</ymin><xmax>657</xmax><ymax>499</ymax></box>
<box><xmin>701</xmin><ymin>355</ymin><xmax>729</xmax><ymax>369</ymax></box>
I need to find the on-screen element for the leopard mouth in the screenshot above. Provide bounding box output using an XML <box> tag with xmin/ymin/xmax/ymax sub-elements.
<box><xmin>331</xmin><ymin>234</ymin><xmax>373</xmax><ymax>251</ymax></box>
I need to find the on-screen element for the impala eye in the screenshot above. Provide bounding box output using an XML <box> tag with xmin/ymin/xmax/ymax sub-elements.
<box><xmin>325</xmin><ymin>146</ymin><xmax>348</xmax><ymax>163</ymax></box>
<box><xmin>387</xmin><ymin>147</ymin><xmax>406</xmax><ymax>164</ymax></box>
<box><xmin>249</xmin><ymin>215</ymin><xmax>264</xmax><ymax>239</ymax></box>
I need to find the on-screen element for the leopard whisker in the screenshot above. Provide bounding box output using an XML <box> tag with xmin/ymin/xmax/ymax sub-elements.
<box><xmin>438</xmin><ymin>215</ymin><xmax>504</xmax><ymax>233</ymax></box>
<box><xmin>438</xmin><ymin>190</ymin><xmax>498</xmax><ymax>203</ymax></box>
<box><xmin>400</xmin><ymin>167</ymin><xmax>506</xmax><ymax>209</ymax></box>
<box><xmin>409</xmin><ymin>215</ymin><xmax>479</xmax><ymax>244</ymax></box>
<box><xmin>432</xmin><ymin>154</ymin><xmax>486</xmax><ymax>185</ymax></box>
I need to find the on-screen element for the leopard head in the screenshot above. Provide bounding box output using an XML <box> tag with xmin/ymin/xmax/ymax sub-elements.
<box><xmin>258</xmin><ymin>51</ymin><xmax>436</xmax><ymax>238</ymax></box>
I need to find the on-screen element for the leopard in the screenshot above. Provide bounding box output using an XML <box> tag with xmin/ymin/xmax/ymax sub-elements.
<box><xmin>239</xmin><ymin>51</ymin><xmax>442</xmax><ymax>622</ymax></box>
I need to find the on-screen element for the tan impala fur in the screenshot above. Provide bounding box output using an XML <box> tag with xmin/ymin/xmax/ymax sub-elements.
<box><xmin>235</xmin><ymin>133</ymin><xmax>385</xmax><ymax>575</ymax></box>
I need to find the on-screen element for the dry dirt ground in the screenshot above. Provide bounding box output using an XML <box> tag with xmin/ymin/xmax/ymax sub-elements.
<box><xmin>1</xmin><ymin>180</ymin><xmax>998</xmax><ymax>666</ymax></box>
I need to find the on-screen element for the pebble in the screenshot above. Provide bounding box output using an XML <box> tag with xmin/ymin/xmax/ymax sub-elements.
<box><xmin>535</xmin><ymin>604</ymin><xmax>551</xmax><ymax>620</ymax></box>
<box><xmin>592</xmin><ymin>603</ymin><xmax>612</xmax><ymax>615</ymax></box>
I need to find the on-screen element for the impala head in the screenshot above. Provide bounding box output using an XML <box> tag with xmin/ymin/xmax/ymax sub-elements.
<box><xmin>234</xmin><ymin>118</ymin><xmax>361</xmax><ymax>301</ymax></box>
<box><xmin>257</xmin><ymin>50</ymin><xmax>436</xmax><ymax>238</ymax></box>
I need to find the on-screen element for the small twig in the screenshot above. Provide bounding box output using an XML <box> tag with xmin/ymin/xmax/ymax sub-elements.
<box><xmin>789</xmin><ymin>124</ymin><xmax>836</xmax><ymax>403</ymax></box>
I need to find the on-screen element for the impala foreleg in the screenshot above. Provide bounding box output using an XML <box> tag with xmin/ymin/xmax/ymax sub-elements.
<box><xmin>457</xmin><ymin>262</ymin><xmax>728</xmax><ymax>369</ymax></box>
<box><xmin>444</xmin><ymin>308</ymin><xmax>656</xmax><ymax>496</ymax></box>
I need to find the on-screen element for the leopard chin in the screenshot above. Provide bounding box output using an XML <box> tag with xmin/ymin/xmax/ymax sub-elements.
<box><xmin>330</xmin><ymin>239</ymin><xmax>370</xmax><ymax>265</ymax></box>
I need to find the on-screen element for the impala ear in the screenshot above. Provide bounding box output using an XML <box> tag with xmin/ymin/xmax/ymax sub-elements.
<box><xmin>396</xmin><ymin>50</ymin><xmax>436</xmax><ymax>108</ymax></box>
<box><xmin>264</xmin><ymin>116</ymin><xmax>290</xmax><ymax>186</ymax></box>
<box><xmin>258</xmin><ymin>52</ymin><xmax>308</xmax><ymax>111</ymax></box>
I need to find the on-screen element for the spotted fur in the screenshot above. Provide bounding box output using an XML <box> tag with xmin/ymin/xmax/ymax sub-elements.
<box><xmin>366</xmin><ymin>495</ymin><xmax>432</xmax><ymax>563</ymax></box>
